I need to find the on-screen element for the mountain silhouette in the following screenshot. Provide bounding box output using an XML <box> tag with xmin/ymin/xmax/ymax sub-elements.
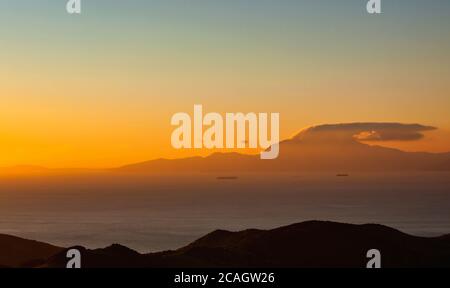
<box><xmin>4</xmin><ymin>221</ymin><xmax>449</xmax><ymax>268</ymax></box>
<box><xmin>0</xmin><ymin>234</ymin><xmax>62</xmax><ymax>268</ymax></box>
<box><xmin>118</xmin><ymin>123</ymin><xmax>450</xmax><ymax>172</ymax></box>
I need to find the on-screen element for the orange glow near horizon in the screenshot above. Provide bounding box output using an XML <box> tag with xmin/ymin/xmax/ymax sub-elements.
<box><xmin>1</xmin><ymin>1</ymin><xmax>450</xmax><ymax>169</ymax></box>
<box><xmin>1</xmin><ymin>78</ymin><xmax>450</xmax><ymax>169</ymax></box>
<box><xmin>1</xmin><ymin>80</ymin><xmax>449</xmax><ymax>168</ymax></box>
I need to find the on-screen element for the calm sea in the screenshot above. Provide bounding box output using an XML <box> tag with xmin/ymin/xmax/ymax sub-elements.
<box><xmin>0</xmin><ymin>171</ymin><xmax>449</xmax><ymax>252</ymax></box>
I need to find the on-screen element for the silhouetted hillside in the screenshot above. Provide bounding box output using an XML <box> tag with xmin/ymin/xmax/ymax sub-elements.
<box><xmin>0</xmin><ymin>234</ymin><xmax>62</xmax><ymax>267</ymax></box>
<box><xmin>26</xmin><ymin>221</ymin><xmax>450</xmax><ymax>268</ymax></box>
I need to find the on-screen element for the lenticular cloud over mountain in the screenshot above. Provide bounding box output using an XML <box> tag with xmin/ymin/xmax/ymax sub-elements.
<box><xmin>293</xmin><ymin>123</ymin><xmax>437</xmax><ymax>143</ymax></box>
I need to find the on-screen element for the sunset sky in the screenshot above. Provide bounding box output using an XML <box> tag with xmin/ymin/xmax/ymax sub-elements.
<box><xmin>1</xmin><ymin>0</ymin><xmax>450</xmax><ymax>168</ymax></box>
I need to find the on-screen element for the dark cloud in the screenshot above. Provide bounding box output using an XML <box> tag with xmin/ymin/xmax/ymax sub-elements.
<box><xmin>295</xmin><ymin>123</ymin><xmax>436</xmax><ymax>142</ymax></box>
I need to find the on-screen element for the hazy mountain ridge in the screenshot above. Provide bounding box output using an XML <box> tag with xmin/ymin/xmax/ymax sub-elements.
<box><xmin>118</xmin><ymin>123</ymin><xmax>450</xmax><ymax>172</ymax></box>
<box><xmin>1</xmin><ymin>123</ymin><xmax>448</xmax><ymax>173</ymax></box>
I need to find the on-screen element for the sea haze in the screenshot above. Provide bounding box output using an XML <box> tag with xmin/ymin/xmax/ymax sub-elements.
<box><xmin>0</xmin><ymin>171</ymin><xmax>449</xmax><ymax>253</ymax></box>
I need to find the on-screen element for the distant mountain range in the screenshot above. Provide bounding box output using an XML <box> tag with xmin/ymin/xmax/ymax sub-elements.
<box><xmin>1</xmin><ymin>221</ymin><xmax>450</xmax><ymax>268</ymax></box>
<box><xmin>119</xmin><ymin>123</ymin><xmax>450</xmax><ymax>172</ymax></box>
<box><xmin>1</xmin><ymin>123</ymin><xmax>449</xmax><ymax>173</ymax></box>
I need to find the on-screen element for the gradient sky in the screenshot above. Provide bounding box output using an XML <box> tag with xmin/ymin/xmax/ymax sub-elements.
<box><xmin>1</xmin><ymin>0</ymin><xmax>450</xmax><ymax>168</ymax></box>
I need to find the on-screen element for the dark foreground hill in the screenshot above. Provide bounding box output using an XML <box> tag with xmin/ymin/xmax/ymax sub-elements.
<box><xmin>0</xmin><ymin>234</ymin><xmax>62</xmax><ymax>268</ymax></box>
<box><xmin>3</xmin><ymin>221</ymin><xmax>449</xmax><ymax>268</ymax></box>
